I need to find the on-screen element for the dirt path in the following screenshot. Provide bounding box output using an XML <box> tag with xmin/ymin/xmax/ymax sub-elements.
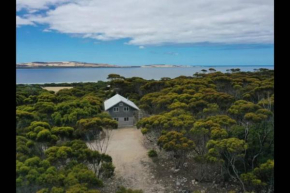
<box><xmin>88</xmin><ymin>128</ymin><xmax>239</xmax><ymax>193</ymax></box>
<box><xmin>90</xmin><ymin>127</ymin><xmax>166</xmax><ymax>192</ymax></box>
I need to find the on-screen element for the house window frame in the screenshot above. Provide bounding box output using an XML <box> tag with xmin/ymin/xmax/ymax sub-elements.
<box><xmin>114</xmin><ymin>117</ymin><xmax>119</xmax><ymax>121</ymax></box>
<box><xmin>113</xmin><ymin>107</ymin><xmax>119</xmax><ymax>112</ymax></box>
<box><xmin>123</xmin><ymin>107</ymin><xmax>129</xmax><ymax>112</ymax></box>
<box><xmin>119</xmin><ymin>102</ymin><xmax>123</xmax><ymax>106</ymax></box>
<box><xmin>124</xmin><ymin>117</ymin><xmax>129</xmax><ymax>121</ymax></box>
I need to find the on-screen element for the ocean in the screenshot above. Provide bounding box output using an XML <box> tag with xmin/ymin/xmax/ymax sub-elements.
<box><xmin>16</xmin><ymin>65</ymin><xmax>274</xmax><ymax>84</ymax></box>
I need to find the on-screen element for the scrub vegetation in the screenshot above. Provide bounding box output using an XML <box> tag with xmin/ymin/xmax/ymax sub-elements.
<box><xmin>16</xmin><ymin>68</ymin><xmax>273</xmax><ymax>193</ymax></box>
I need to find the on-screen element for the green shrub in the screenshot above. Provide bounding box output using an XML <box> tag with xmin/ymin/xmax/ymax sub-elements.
<box><xmin>116</xmin><ymin>186</ymin><xmax>143</xmax><ymax>193</ymax></box>
<box><xmin>147</xmin><ymin>150</ymin><xmax>157</xmax><ymax>158</ymax></box>
<box><xmin>141</xmin><ymin>128</ymin><xmax>148</xmax><ymax>134</ymax></box>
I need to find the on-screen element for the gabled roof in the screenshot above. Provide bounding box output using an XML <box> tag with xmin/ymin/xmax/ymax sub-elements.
<box><xmin>104</xmin><ymin>94</ymin><xmax>139</xmax><ymax>111</ymax></box>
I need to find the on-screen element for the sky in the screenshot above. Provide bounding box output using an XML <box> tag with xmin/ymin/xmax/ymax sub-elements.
<box><xmin>16</xmin><ymin>0</ymin><xmax>274</xmax><ymax>66</ymax></box>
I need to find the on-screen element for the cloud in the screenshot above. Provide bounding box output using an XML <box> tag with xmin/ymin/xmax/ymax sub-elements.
<box><xmin>16</xmin><ymin>0</ymin><xmax>274</xmax><ymax>45</ymax></box>
<box><xmin>16</xmin><ymin>0</ymin><xmax>72</xmax><ymax>11</ymax></box>
<box><xmin>43</xmin><ymin>28</ymin><xmax>51</xmax><ymax>32</ymax></box>
<box><xmin>139</xmin><ymin>46</ymin><xmax>145</xmax><ymax>49</ymax></box>
<box><xmin>16</xmin><ymin>16</ymin><xmax>35</xmax><ymax>27</ymax></box>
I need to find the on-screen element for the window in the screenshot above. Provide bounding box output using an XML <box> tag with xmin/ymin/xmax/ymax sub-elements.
<box><xmin>113</xmin><ymin>107</ymin><xmax>119</xmax><ymax>112</ymax></box>
<box><xmin>124</xmin><ymin>117</ymin><xmax>129</xmax><ymax>121</ymax></box>
<box><xmin>124</xmin><ymin>107</ymin><xmax>129</xmax><ymax>112</ymax></box>
<box><xmin>114</xmin><ymin>118</ymin><xmax>119</xmax><ymax>121</ymax></box>
<box><xmin>119</xmin><ymin>103</ymin><xmax>123</xmax><ymax>106</ymax></box>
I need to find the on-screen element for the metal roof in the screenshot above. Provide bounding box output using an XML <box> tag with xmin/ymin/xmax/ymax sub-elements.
<box><xmin>104</xmin><ymin>94</ymin><xmax>139</xmax><ymax>111</ymax></box>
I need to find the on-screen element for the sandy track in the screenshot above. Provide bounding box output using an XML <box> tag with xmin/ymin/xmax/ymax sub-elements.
<box><xmin>89</xmin><ymin>127</ymin><xmax>166</xmax><ymax>193</ymax></box>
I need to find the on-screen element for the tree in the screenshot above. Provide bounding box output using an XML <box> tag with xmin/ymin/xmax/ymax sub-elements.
<box><xmin>89</xmin><ymin>128</ymin><xmax>114</xmax><ymax>154</ymax></box>
<box><xmin>258</xmin><ymin>94</ymin><xmax>274</xmax><ymax>111</ymax></box>
<box><xmin>212</xmin><ymin>76</ymin><xmax>233</xmax><ymax>94</ymax></box>
<box><xmin>158</xmin><ymin>131</ymin><xmax>195</xmax><ymax>168</ymax></box>
<box><xmin>34</xmin><ymin>102</ymin><xmax>55</xmax><ymax>114</ymax></box>
<box><xmin>207</xmin><ymin>138</ymin><xmax>248</xmax><ymax>192</ymax></box>
<box><xmin>228</xmin><ymin>100</ymin><xmax>261</xmax><ymax>122</ymax></box>
<box><xmin>209</xmin><ymin>68</ymin><xmax>216</xmax><ymax>73</ymax></box>
<box><xmin>75</xmin><ymin>117</ymin><xmax>117</xmax><ymax>141</ymax></box>
<box><xmin>37</xmin><ymin>92</ymin><xmax>57</xmax><ymax>103</ymax></box>
<box><xmin>65</xmin><ymin>183</ymin><xmax>101</xmax><ymax>193</ymax></box>
<box><xmin>16</xmin><ymin>94</ymin><xmax>26</xmax><ymax>106</ymax></box>
<box><xmin>51</xmin><ymin>112</ymin><xmax>62</xmax><ymax>126</ymax></box>
<box><xmin>57</xmin><ymin>140</ymin><xmax>114</xmax><ymax>179</ymax></box>
<box><xmin>45</xmin><ymin>146</ymin><xmax>73</xmax><ymax>165</ymax></box>
<box><xmin>168</xmin><ymin>101</ymin><xmax>188</xmax><ymax>110</ymax></box>
<box><xmin>193</xmin><ymin>72</ymin><xmax>203</xmax><ymax>78</ymax></box>
<box><xmin>107</xmin><ymin>74</ymin><xmax>124</xmax><ymax>80</ymax></box>
<box><xmin>206</xmin><ymin>115</ymin><xmax>237</xmax><ymax>131</ymax></box>
<box><xmin>140</xmin><ymin>81</ymin><xmax>167</xmax><ymax>95</ymax></box>
<box><xmin>188</xmin><ymin>100</ymin><xmax>208</xmax><ymax>114</ymax></box>
<box><xmin>16</xmin><ymin>110</ymin><xmax>37</xmax><ymax>130</ymax></box>
<box><xmin>24</xmin><ymin>121</ymin><xmax>57</xmax><ymax>154</ymax></box>
<box><xmin>137</xmin><ymin>109</ymin><xmax>195</xmax><ymax>140</ymax></box>
<box><xmin>228</xmin><ymin>100</ymin><xmax>273</xmax><ymax>171</ymax></box>
<box><xmin>16</xmin><ymin>136</ymin><xmax>36</xmax><ymax>162</ymax></box>
<box><xmin>161</xmin><ymin>77</ymin><xmax>171</xmax><ymax>81</ymax></box>
<box><xmin>230</xmin><ymin>68</ymin><xmax>240</xmax><ymax>73</ymax></box>
<box><xmin>190</xmin><ymin>119</ymin><xmax>221</xmax><ymax>156</ymax></box>
<box><xmin>253</xmin><ymin>85</ymin><xmax>274</xmax><ymax>102</ymax></box>
<box><xmin>241</xmin><ymin>160</ymin><xmax>274</xmax><ymax>193</ymax></box>
<box><xmin>51</xmin><ymin>127</ymin><xmax>74</xmax><ymax>141</ymax></box>
<box><xmin>202</xmin><ymin>91</ymin><xmax>235</xmax><ymax>110</ymax></box>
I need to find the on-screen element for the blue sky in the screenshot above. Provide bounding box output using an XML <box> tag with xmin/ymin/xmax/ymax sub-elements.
<box><xmin>16</xmin><ymin>0</ymin><xmax>274</xmax><ymax>66</ymax></box>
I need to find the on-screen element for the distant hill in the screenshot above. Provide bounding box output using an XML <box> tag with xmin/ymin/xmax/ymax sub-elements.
<box><xmin>16</xmin><ymin>62</ymin><xmax>193</xmax><ymax>68</ymax></box>
<box><xmin>16</xmin><ymin>61</ymin><xmax>123</xmax><ymax>68</ymax></box>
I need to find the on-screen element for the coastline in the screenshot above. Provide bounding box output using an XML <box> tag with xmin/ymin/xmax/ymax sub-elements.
<box><xmin>16</xmin><ymin>66</ymin><xmax>141</xmax><ymax>69</ymax></box>
<box><xmin>16</xmin><ymin>64</ymin><xmax>274</xmax><ymax>69</ymax></box>
<box><xmin>16</xmin><ymin>66</ymin><xmax>274</xmax><ymax>85</ymax></box>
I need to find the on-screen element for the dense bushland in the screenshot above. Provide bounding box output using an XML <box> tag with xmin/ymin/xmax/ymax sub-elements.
<box><xmin>135</xmin><ymin>69</ymin><xmax>274</xmax><ymax>193</ymax></box>
<box><xmin>16</xmin><ymin>68</ymin><xmax>274</xmax><ymax>193</ymax></box>
<box><xmin>16</xmin><ymin>82</ymin><xmax>118</xmax><ymax>193</ymax></box>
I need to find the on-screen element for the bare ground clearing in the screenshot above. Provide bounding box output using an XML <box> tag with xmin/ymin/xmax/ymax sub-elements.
<box><xmin>42</xmin><ymin>86</ymin><xmax>73</xmax><ymax>93</ymax></box>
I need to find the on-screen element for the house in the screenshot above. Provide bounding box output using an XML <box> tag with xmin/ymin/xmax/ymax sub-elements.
<box><xmin>104</xmin><ymin>94</ymin><xmax>140</xmax><ymax>127</ymax></box>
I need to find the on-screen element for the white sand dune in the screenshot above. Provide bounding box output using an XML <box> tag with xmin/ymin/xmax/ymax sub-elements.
<box><xmin>42</xmin><ymin>86</ymin><xmax>73</xmax><ymax>93</ymax></box>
